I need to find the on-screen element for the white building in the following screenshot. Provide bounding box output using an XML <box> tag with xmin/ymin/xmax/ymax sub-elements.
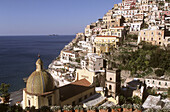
<box><xmin>145</xmin><ymin>78</ymin><xmax>170</xmax><ymax>89</ymax></box>
<box><xmin>87</xmin><ymin>53</ymin><xmax>104</xmax><ymax>72</ymax></box>
<box><xmin>60</xmin><ymin>50</ymin><xmax>78</xmax><ymax>63</ymax></box>
<box><xmin>130</xmin><ymin>22</ymin><xmax>143</xmax><ymax>32</ymax></box>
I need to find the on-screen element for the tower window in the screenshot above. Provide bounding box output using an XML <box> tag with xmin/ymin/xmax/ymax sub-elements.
<box><xmin>28</xmin><ymin>100</ymin><xmax>31</xmax><ymax>107</ymax></box>
<box><xmin>109</xmin><ymin>85</ymin><xmax>112</xmax><ymax>90</ymax></box>
<box><xmin>48</xmin><ymin>96</ymin><xmax>52</xmax><ymax>106</ymax></box>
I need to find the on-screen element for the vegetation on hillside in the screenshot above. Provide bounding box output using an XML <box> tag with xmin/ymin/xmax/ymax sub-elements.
<box><xmin>105</xmin><ymin>41</ymin><xmax>170</xmax><ymax>77</ymax></box>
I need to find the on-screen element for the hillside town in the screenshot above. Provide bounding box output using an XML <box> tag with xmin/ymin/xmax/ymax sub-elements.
<box><xmin>0</xmin><ymin>0</ymin><xmax>170</xmax><ymax>112</ymax></box>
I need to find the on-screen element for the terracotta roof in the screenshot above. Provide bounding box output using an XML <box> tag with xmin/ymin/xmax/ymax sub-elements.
<box><xmin>63</xmin><ymin>50</ymin><xmax>74</xmax><ymax>53</ymax></box>
<box><xmin>59</xmin><ymin>81</ymin><xmax>94</xmax><ymax>101</ymax></box>
<box><xmin>112</xmin><ymin>26</ymin><xmax>124</xmax><ymax>28</ymax></box>
<box><xmin>71</xmin><ymin>79</ymin><xmax>91</xmax><ymax>87</ymax></box>
<box><xmin>96</xmin><ymin>35</ymin><xmax>118</xmax><ymax>38</ymax></box>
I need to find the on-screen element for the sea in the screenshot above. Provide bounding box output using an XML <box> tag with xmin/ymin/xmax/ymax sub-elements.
<box><xmin>0</xmin><ymin>35</ymin><xmax>75</xmax><ymax>92</ymax></box>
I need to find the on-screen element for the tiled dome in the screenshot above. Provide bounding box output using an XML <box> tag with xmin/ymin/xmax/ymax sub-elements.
<box><xmin>26</xmin><ymin>58</ymin><xmax>55</xmax><ymax>95</ymax></box>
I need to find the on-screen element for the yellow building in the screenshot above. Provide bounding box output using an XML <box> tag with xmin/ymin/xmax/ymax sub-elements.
<box><xmin>99</xmin><ymin>26</ymin><xmax>125</xmax><ymax>38</ymax></box>
<box><xmin>94</xmin><ymin>36</ymin><xmax>120</xmax><ymax>55</ymax></box>
<box><xmin>137</xmin><ymin>26</ymin><xmax>168</xmax><ymax>46</ymax></box>
<box><xmin>23</xmin><ymin>58</ymin><xmax>95</xmax><ymax>109</ymax></box>
<box><xmin>76</xmin><ymin>68</ymin><xmax>96</xmax><ymax>85</ymax></box>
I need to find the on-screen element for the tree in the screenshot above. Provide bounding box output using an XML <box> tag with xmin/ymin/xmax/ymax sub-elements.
<box><xmin>0</xmin><ymin>83</ymin><xmax>10</xmax><ymax>103</ymax></box>
<box><xmin>119</xmin><ymin>95</ymin><xmax>126</xmax><ymax>105</ymax></box>
<box><xmin>155</xmin><ymin>69</ymin><xmax>165</xmax><ymax>77</ymax></box>
<box><xmin>132</xmin><ymin>96</ymin><xmax>142</xmax><ymax>105</ymax></box>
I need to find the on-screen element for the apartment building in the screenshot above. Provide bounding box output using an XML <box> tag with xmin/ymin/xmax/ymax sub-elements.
<box><xmin>60</xmin><ymin>50</ymin><xmax>78</xmax><ymax>63</ymax></box>
<box><xmin>145</xmin><ymin>78</ymin><xmax>170</xmax><ymax>89</ymax></box>
<box><xmin>94</xmin><ymin>36</ymin><xmax>120</xmax><ymax>55</ymax></box>
<box><xmin>87</xmin><ymin>53</ymin><xmax>103</xmax><ymax>72</ymax></box>
<box><xmin>137</xmin><ymin>26</ymin><xmax>170</xmax><ymax>46</ymax></box>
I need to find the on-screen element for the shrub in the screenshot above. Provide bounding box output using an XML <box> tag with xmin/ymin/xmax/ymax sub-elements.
<box><xmin>155</xmin><ymin>69</ymin><xmax>165</xmax><ymax>76</ymax></box>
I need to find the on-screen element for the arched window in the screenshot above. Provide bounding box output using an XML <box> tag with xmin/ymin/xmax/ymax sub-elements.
<box><xmin>109</xmin><ymin>85</ymin><xmax>112</xmax><ymax>90</ymax></box>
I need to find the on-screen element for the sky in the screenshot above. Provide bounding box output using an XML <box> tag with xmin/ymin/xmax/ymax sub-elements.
<box><xmin>0</xmin><ymin>0</ymin><xmax>122</xmax><ymax>35</ymax></box>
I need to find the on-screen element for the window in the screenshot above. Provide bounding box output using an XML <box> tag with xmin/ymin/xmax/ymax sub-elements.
<box><xmin>159</xmin><ymin>42</ymin><xmax>161</xmax><ymax>45</ymax></box>
<box><xmin>151</xmin><ymin>38</ymin><xmax>153</xmax><ymax>41</ymax></box>
<box><xmin>153</xmin><ymin>81</ymin><xmax>154</xmax><ymax>84</ymax></box>
<box><xmin>110</xmin><ymin>78</ymin><xmax>112</xmax><ymax>81</ymax></box>
<box><xmin>148</xmin><ymin>80</ymin><xmax>150</xmax><ymax>82</ymax></box>
<box><xmin>48</xmin><ymin>96</ymin><xmax>52</xmax><ymax>106</ymax></box>
<box><xmin>159</xmin><ymin>82</ymin><xmax>161</xmax><ymax>85</ymax></box>
<box><xmin>109</xmin><ymin>85</ymin><xmax>112</xmax><ymax>90</ymax></box>
<box><xmin>28</xmin><ymin>100</ymin><xmax>31</xmax><ymax>107</ymax></box>
<box><xmin>72</xmin><ymin>101</ymin><xmax>75</xmax><ymax>106</ymax></box>
<box><xmin>90</xmin><ymin>92</ymin><xmax>93</xmax><ymax>96</ymax></box>
<box><xmin>84</xmin><ymin>95</ymin><xmax>87</xmax><ymax>99</ymax></box>
<box><xmin>79</xmin><ymin>98</ymin><xmax>82</xmax><ymax>102</ymax></box>
<box><xmin>165</xmin><ymin>82</ymin><xmax>167</xmax><ymax>86</ymax></box>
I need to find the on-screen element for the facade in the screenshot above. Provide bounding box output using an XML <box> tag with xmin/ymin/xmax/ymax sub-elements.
<box><xmin>105</xmin><ymin>69</ymin><xmax>121</xmax><ymax>98</ymax></box>
<box><xmin>23</xmin><ymin>58</ymin><xmax>95</xmax><ymax>109</ymax></box>
<box><xmin>137</xmin><ymin>26</ymin><xmax>167</xmax><ymax>46</ymax></box>
<box><xmin>99</xmin><ymin>26</ymin><xmax>125</xmax><ymax>38</ymax></box>
<box><xmin>76</xmin><ymin>68</ymin><xmax>96</xmax><ymax>85</ymax></box>
<box><xmin>130</xmin><ymin>22</ymin><xmax>143</xmax><ymax>32</ymax></box>
<box><xmin>87</xmin><ymin>53</ymin><xmax>104</xmax><ymax>72</ymax></box>
<box><xmin>145</xmin><ymin>78</ymin><xmax>170</xmax><ymax>89</ymax></box>
<box><xmin>94</xmin><ymin>36</ymin><xmax>120</xmax><ymax>55</ymax></box>
<box><xmin>60</xmin><ymin>50</ymin><xmax>78</xmax><ymax>63</ymax></box>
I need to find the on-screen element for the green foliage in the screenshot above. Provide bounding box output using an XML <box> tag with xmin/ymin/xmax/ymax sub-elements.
<box><xmin>51</xmin><ymin>106</ymin><xmax>61</xmax><ymax>111</ymax></box>
<box><xmin>117</xmin><ymin>42</ymin><xmax>170</xmax><ymax>76</ymax></box>
<box><xmin>63</xmin><ymin>105</ymin><xmax>72</xmax><ymax>111</ymax></box>
<box><xmin>126</xmin><ymin>34</ymin><xmax>138</xmax><ymax>40</ymax></box>
<box><xmin>40</xmin><ymin>106</ymin><xmax>51</xmax><ymax>112</ymax></box>
<box><xmin>168</xmin><ymin>88</ymin><xmax>170</xmax><ymax>98</ymax></box>
<box><xmin>0</xmin><ymin>83</ymin><xmax>10</xmax><ymax>103</ymax></box>
<box><xmin>155</xmin><ymin>69</ymin><xmax>165</xmax><ymax>77</ymax></box>
<box><xmin>132</xmin><ymin>96</ymin><xmax>142</xmax><ymax>105</ymax></box>
<box><xmin>119</xmin><ymin>95</ymin><xmax>126</xmax><ymax>105</ymax></box>
<box><xmin>75</xmin><ymin>58</ymin><xmax>80</xmax><ymax>63</ymax></box>
<box><xmin>74</xmin><ymin>105</ymin><xmax>83</xmax><ymax>110</ymax></box>
<box><xmin>0</xmin><ymin>104</ymin><xmax>9</xmax><ymax>112</ymax></box>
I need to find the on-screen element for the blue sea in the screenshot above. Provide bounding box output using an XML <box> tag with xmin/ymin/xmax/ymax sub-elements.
<box><xmin>0</xmin><ymin>35</ymin><xmax>75</xmax><ymax>92</ymax></box>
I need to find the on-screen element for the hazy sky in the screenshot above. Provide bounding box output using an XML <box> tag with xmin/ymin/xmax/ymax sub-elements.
<box><xmin>0</xmin><ymin>0</ymin><xmax>122</xmax><ymax>35</ymax></box>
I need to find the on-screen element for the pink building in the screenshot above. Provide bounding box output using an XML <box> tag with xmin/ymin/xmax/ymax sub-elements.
<box><xmin>162</xmin><ymin>11</ymin><xmax>170</xmax><ymax>16</ymax></box>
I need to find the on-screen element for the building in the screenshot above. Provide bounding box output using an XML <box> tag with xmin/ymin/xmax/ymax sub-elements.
<box><xmin>105</xmin><ymin>69</ymin><xmax>121</xmax><ymax>98</ymax></box>
<box><xmin>137</xmin><ymin>26</ymin><xmax>169</xmax><ymax>46</ymax></box>
<box><xmin>145</xmin><ymin>78</ymin><xmax>170</xmax><ymax>89</ymax></box>
<box><xmin>23</xmin><ymin>58</ymin><xmax>95</xmax><ymax>109</ymax></box>
<box><xmin>76</xmin><ymin>68</ymin><xmax>96</xmax><ymax>85</ymax></box>
<box><xmin>99</xmin><ymin>26</ymin><xmax>125</xmax><ymax>38</ymax></box>
<box><xmin>94</xmin><ymin>36</ymin><xmax>120</xmax><ymax>55</ymax></box>
<box><xmin>87</xmin><ymin>53</ymin><xmax>104</xmax><ymax>72</ymax></box>
<box><xmin>60</xmin><ymin>50</ymin><xmax>78</xmax><ymax>63</ymax></box>
<box><xmin>130</xmin><ymin>22</ymin><xmax>143</xmax><ymax>32</ymax></box>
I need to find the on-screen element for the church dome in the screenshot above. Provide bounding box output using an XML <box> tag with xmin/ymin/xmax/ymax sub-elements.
<box><xmin>26</xmin><ymin>58</ymin><xmax>55</xmax><ymax>95</ymax></box>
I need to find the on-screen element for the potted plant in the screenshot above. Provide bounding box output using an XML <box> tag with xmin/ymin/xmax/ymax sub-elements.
<box><xmin>111</xmin><ymin>105</ymin><xmax>121</xmax><ymax>112</ymax></box>
<box><xmin>51</xmin><ymin>106</ymin><xmax>61</xmax><ymax>112</ymax></box>
<box><xmin>74</xmin><ymin>105</ymin><xmax>84</xmax><ymax>112</ymax></box>
<box><xmin>25</xmin><ymin>107</ymin><xmax>31</xmax><ymax>112</ymax></box>
<box><xmin>98</xmin><ymin>106</ymin><xmax>108</xmax><ymax>112</ymax></box>
<box><xmin>39</xmin><ymin>106</ymin><xmax>51</xmax><ymax>112</ymax></box>
<box><xmin>86</xmin><ymin>106</ymin><xmax>96</xmax><ymax>112</ymax></box>
<box><xmin>63</xmin><ymin>105</ymin><xmax>73</xmax><ymax>112</ymax></box>
<box><xmin>133</xmin><ymin>104</ymin><xmax>142</xmax><ymax>112</ymax></box>
<box><xmin>122</xmin><ymin>104</ymin><xmax>132</xmax><ymax>112</ymax></box>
